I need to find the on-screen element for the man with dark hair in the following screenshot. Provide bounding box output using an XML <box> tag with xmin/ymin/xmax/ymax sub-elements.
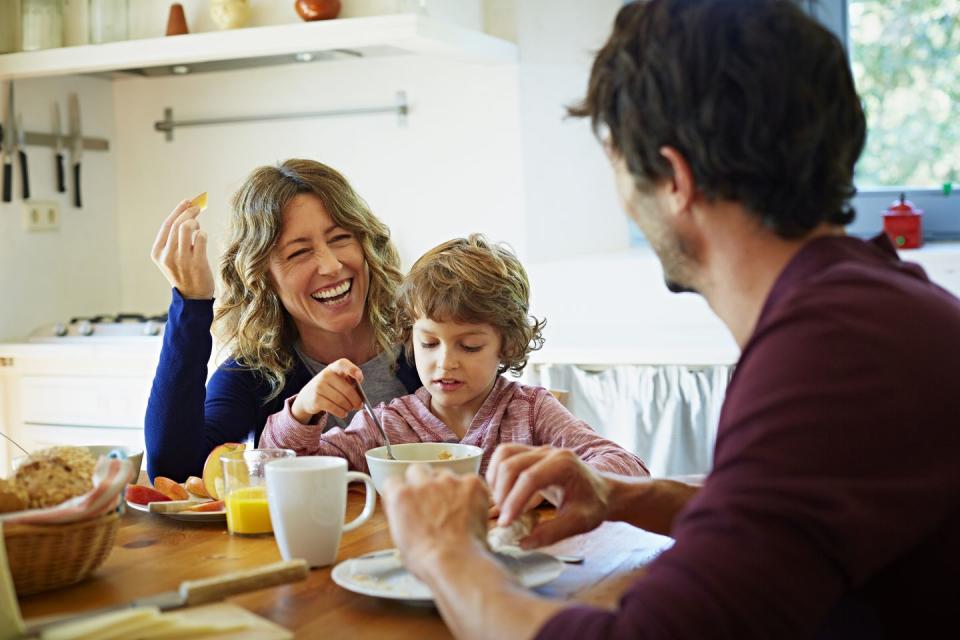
<box><xmin>382</xmin><ymin>0</ymin><xmax>960</xmax><ymax>637</ymax></box>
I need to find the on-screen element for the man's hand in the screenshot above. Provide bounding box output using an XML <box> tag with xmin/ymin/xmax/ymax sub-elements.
<box><xmin>151</xmin><ymin>199</ymin><xmax>215</xmax><ymax>300</ymax></box>
<box><xmin>383</xmin><ymin>464</ymin><xmax>567</xmax><ymax>640</ymax></box>
<box><xmin>291</xmin><ymin>358</ymin><xmax>363</xmax><ymax>423</ymax></box>
<box><xmin>486</xmin><ymin>444</ymin><xmax>613</xmax><ymax>548</ymax></box>
<box><xmin>383</xmin><ymin>464</ymin><xmax>491</xmax><ymax>580</ymax></box>
<box><xmin>487</xmin><ymin>490</ymin><xmax>544</xmax><ymax>520</ymax></box>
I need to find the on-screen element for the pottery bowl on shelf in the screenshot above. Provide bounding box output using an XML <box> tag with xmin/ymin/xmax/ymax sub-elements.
<box><xmin>295</xmin><ymin>0</ymin><xmax>342</xmax><ymax>21</ymax></box>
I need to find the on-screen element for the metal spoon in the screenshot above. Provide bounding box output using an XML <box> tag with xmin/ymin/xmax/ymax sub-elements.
<box><xmin>356</xmin><ymin>380</ymin><xmax>396</xmax><ymax>460</ymax></box>
<box><xmin>0</xmin><ymin>430</ymin><xmax>30</xmax><ymax>456</ymax></box>
<box><xmin>552</xmin><ymin>554</ymin><xmax>585</xmax><ymax>564</ymax></box>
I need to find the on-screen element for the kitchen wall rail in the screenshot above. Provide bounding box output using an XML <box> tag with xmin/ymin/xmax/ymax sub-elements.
<box><xmin>22</xmin><ymin>132</ymin><xmax>109</xmax><ymax>151</ymax></box>
<box><xmin>155</xmin><ymin>91</ymin><xmax>409</xmax><ymax>141</ymax></box>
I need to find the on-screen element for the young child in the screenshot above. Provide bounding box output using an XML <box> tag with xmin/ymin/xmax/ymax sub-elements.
<box><xmin>260</xmin><ymin>235</ymin><xmax>649</xmax><ymax>478</ymax></box>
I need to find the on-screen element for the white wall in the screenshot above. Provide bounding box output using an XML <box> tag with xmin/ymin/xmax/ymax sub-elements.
<box><xmin>0</xmin><ymin>76</ymin><xmax>122</xmax><ymax>341</ymax></box>
<box><xmin>111</xmin><ymin>0</ymin><xmax>633</xmax><ymax>317</ymax></box>
<box><xmin>517</xmin><ymin>0</ymin><xmax>630</xmax><ymax>263</ymax></box>
<box><xmin>0</xmin><ymin>0</ymin><xmax>721</xmax><ymax>362</ymax></box>
<box><xmin>4</xmin><ymin>0</ymin><xmax>960</xmax><ymax>367</ymax></box>
<box><xmin>528</xmin><ymin>248</ymin><xmax>739</xmax><ymax>365</ymax></box>
<box><xmin>112</xmin><ymin>54</ymin><xmax>524</xmax><ymax>313</ymax></box>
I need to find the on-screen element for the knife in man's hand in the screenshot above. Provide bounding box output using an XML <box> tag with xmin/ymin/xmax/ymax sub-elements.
<box><xmin>22</xmin><ymin>559</ymin><xmax>309</xmax><ymax>637</ymax></box>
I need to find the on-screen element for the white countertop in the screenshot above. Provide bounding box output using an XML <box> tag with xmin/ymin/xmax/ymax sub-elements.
<box><xmin>0</xmin><ymin>339</ymin><xmax>163</xmax><ymax>363</ymax></box>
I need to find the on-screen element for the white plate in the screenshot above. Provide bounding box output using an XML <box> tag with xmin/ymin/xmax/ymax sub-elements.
<box><xmin>331</xmin><ymin>547</ymin><xmax>564</xmax><ymax>602</ymax></box>
<box><xmin>125</xmin><ymin>499</ymin><xmax>226</xmax><ymax>522</ymax></box>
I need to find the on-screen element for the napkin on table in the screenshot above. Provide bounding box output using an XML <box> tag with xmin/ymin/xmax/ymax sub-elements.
<box><xmin>0</xmin><ymin>457</ymin><xmax>135</xmax><ymax>526</ymax></box>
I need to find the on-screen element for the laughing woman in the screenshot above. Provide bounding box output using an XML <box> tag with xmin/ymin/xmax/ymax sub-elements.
<box><xmin>145</xmin><ymin>159</ymin><xmax>420</xmax><ymax>480</ymax></box>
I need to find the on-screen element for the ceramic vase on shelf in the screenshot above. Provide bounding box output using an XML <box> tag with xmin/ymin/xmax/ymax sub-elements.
<box><xmin>295</xmin><ymin>0</ymin><xmax>341</xmax><ymax>21</ymax></box>
<box><xmin>210</xmin><ymin>0</ymin><xmax>250</xmax><ymax>29</ymax></box>
<box><xmin>165</xmin><ymin>2</ymin><xmax>189</xmax><ymax>35</ymax></box>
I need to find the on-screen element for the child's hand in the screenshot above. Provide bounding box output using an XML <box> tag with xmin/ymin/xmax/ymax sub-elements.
<box><xmin>291</xmin><ymin>358</ymin><xmax>364</xmax><ymax>423</ymax></box>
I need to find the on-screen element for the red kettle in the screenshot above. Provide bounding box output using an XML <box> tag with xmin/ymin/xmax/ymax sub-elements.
<box><xmin>882</xmin><ymin>193</ymin><xmax>923</xmax><ymax>249</ymax></box>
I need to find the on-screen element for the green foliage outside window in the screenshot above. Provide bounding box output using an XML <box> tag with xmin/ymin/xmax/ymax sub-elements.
<box><xmin>849</xmin><ymin>0</ymin><xmax>959</xmax><ymax>188</ymax></box>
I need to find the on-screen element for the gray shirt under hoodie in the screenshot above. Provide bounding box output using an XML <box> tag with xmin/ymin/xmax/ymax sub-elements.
<box><xmin>294</xmin><ymin>345</ymin><xmax>410</xmax><ymax>429</ymax></box>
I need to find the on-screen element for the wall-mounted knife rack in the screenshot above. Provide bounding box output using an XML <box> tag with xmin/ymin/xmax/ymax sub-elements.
<box><xmin>154</xmin><ymin>91</ymin><xmax>409</xmax><ymax>142</ymax></box>
<box><xmin>21</xmin><ymin>132</ymin><xmax>110</xmax><ymax>152</ymax></box>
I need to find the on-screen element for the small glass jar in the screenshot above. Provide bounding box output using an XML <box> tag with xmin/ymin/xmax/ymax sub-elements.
<box><xmin>89</xmin><ymin>0</ymin><xmax>128</xmax><ymax>44</ymax></box>
<box><xmin>21</xmin><ymin>0</ymin><xmax>64</xmax><ymax>51</ymax></box>
<box><xmin>1</xmin><ymin>3</ymin><xmax>20</xmax><ymax>53</ymax></box>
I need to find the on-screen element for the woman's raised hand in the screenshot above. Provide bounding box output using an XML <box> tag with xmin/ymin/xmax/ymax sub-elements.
<box><xmin>151</xmin><ymin>199</ymin><xmax>215</xmax><ymax>299</ymax></box>
<box><xmin>291</xmin><ymin>358</ymin><xmax>365</xmax><ymax>423</ymax></box>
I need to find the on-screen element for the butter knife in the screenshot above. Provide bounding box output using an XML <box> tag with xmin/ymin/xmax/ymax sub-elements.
<box><xmin>23</xmin><ymin>559</ymin><xmax>309</xmax><ymax>637</ymax></box>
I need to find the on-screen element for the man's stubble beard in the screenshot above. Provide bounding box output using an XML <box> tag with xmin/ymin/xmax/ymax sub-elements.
<box><xmin>641</xmin><ymin>211</ymin><xmax>700</xmax><ymax>295</ymax></box>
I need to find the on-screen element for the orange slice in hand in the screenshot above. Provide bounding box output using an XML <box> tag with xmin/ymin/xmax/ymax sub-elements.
<box><xmin>191</xmin><ymin>191</ymin><xmax>209</xmax><ymax>211</ymax></box>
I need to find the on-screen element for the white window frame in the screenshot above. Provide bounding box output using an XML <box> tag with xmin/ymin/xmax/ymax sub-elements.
<box><xmin>812</xmin><ymin>0</ymin><xmax>959</xmax><ymax>240</ymax></box>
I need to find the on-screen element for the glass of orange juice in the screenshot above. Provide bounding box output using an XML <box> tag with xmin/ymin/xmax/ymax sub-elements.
<box><xmin>221</xmin><ymin>448</ymin><xmax>294</xmax><ymax>536</ymax></box>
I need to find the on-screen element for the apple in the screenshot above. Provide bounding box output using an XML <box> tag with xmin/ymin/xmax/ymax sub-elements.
<box><xmin>185</xmin><ymin>499</ymin><xmax>224</xmax><ymax>512</ymax></box>
<box><xmin>202</xmin><ymin>442</ymin><xmax>245</xmax><ymax>500</ymax></box>
<box><xmin>185</xmin><ymin>475</ymin><xmax>209</xmax><ymax>498</ymax></box>
<box><xmin>126</xmin><ymin>485</ymin><xmax>171</xmax><ymax>506</ymax></box>
<box><xmin>153</xmin><ymin>476</ymin><xmax>189</xmax><ymax>501</ymax></box>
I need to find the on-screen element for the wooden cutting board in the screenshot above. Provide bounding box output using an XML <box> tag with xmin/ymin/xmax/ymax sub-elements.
<box><xmin>175</xmin><ymin>603</ymin><xmax>292</xmax><ymax>639</ymax></box>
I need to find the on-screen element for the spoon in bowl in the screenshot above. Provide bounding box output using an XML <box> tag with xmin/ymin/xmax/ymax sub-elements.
<box><xmin>355</xmin><ymin>380</ymin><xmax>396</xmax><ymax>460</ymax></box>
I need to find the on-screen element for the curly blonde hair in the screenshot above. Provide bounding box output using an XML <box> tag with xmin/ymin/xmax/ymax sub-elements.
<box><xmin>396</xmin><ymin>234</ymin><xmax>546</xmax><ymax>376</ymax></box>
<box><xmin>214</xmin><ymin>159</ymin><xmax>403</xmax><ymax>400</ymax></box>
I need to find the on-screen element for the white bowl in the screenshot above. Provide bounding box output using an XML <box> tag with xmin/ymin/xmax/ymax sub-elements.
<box><xmin>364</xmin><ymin>442</ymin><xmax>483</xmax><ymax>495</ymax></box>
<box><xmin>86</xmin><ymin>445</ymin><xmax>145</xmax><ymax>475</ymax></box>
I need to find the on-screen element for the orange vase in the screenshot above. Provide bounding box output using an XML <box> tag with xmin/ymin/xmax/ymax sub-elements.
<box><xmin>166</xmin><ymin>3</ymin><xmax>189</xmax><ymax>36</ymax></box>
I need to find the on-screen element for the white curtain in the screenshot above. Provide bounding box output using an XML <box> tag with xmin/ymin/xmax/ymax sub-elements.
<box><xmin>530</xmin><ymin>364</ymin><xmax>733</xmax><ymax>477</ymax></box>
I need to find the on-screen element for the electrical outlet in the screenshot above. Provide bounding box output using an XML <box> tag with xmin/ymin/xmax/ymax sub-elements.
<box><xmin>23</xmin><ymin>201</ymin><xmax>61</xmax><ymax>232</ymax></box>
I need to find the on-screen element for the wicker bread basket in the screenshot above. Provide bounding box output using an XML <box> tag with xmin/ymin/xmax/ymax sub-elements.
<box><xmin>3</xmin><ymin>511</ymin><xmax>120</xmax><ymax>595</ymax></box>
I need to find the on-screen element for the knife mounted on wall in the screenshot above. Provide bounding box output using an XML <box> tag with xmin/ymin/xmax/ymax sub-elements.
<box><xmin>2</xmin><ymin>82</ymin><xmax>13</xmax><ymax>203</ymax></box>
<box><xmin>68</xmin><ymin>93</ymin><xmax>83</xmax><ymax>208</ymax></box>
<box><xmin>53</xmin><ymin>102</ymin><xmax>66</xmax><ymax>193</ymax></box>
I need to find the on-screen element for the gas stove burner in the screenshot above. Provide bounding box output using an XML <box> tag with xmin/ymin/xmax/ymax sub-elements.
<box><xmin>28</xmin><ymin>312</ymin><xmax>168</xmax><ymax>342</ymax></box>
<box><xmin>68</xmin><ymin>313</ymin><xmax>168</xmax><ymax>324</ymax></box>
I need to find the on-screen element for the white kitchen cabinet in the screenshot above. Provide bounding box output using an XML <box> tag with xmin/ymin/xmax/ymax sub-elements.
<box><xmin>0</xmin><ymin>342</ymin><xmax>161</xmax><ymax>473</ymax></box>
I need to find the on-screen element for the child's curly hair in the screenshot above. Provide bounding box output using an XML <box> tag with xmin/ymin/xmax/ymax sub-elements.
<box><xmin>397</xmin><ymin>234</ymin><xmax>546</xmax><ymax>376</ymax></box>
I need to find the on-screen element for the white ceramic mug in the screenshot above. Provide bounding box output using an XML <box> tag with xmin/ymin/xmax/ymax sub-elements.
<box><xmin>265</xmin><ymin>456</ymin><xmax>376</xmax><ymax>567</ymax></box>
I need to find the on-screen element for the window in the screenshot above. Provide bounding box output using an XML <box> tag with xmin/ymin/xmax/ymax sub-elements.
<box><xmin>848</xmin><ymin>0</ymin><xmax>958</xmax><ymax>189</ymax></box>
<box><xmin>812</xmin><ymin>0</ymin><xmax>960</xmax><ymax>240</ymax></box>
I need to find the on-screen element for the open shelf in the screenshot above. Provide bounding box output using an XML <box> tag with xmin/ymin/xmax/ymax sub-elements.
<box><xmin>0</xmin><ymin>14</ymin><xmax>518</xmax><ymax>81</ymax></box>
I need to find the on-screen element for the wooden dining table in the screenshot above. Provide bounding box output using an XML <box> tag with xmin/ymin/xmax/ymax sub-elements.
<box><xmin>17</xmin><ymin>489</ymin><xmax>674</xmax><ymax>639</ymax></box>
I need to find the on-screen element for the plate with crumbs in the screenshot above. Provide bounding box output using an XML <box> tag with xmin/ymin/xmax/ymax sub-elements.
<box><xmin>331</xmin><ymin>547</ymin><xmax>564</xmax><ymax>603</ymax></box>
